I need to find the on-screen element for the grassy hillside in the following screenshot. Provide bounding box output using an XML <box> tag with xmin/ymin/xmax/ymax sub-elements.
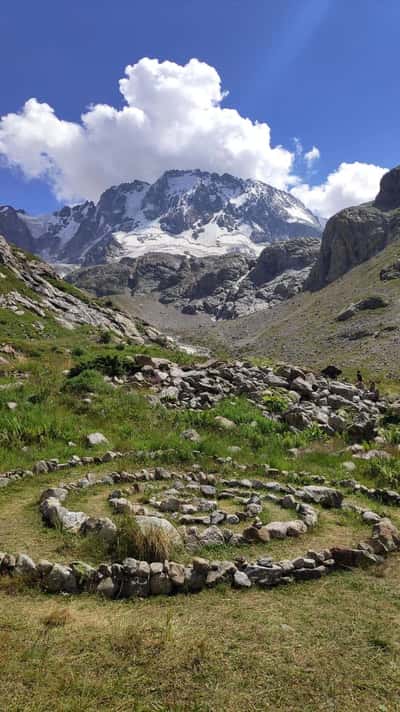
<box><xmin>2</xmin><ymin>246</ymin><xmax>400</xmax><ymax>711</ymax></box>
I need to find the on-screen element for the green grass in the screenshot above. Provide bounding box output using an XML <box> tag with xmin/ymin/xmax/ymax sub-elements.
<box><xmin>1</xmin><ymin>561</ymin><xmax>400</xmax><ymax>711</ymax></box>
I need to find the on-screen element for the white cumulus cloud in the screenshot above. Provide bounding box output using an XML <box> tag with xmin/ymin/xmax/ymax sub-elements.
<box><xmin>0</xmin><ymin>57</ymin><xmax>388</xmax><ymax>218</ymax></box>
<box><xmin>0</xmin><ymin>58</ymin><xmax>294</xmax><ymax>203</ymax></box>
<box><xmin>292</xmin><ymin>161</ymin><xmax>387</xmax><ymax>217</ymax></box>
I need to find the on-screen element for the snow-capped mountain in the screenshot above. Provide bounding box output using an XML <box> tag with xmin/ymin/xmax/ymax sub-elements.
<box><xmin>0</xmin><ymin>170</ymin><xmax>321</xmax><ymax>266</ymax></box>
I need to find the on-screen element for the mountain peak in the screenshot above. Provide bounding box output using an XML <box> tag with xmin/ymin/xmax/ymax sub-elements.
<box><xmin>0</xmin><ymin>169</ymin><xmax>321</xmax><ymax>266</ymax></box>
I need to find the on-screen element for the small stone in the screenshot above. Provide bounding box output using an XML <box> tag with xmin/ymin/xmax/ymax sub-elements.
<box><xmin>150</xmin><ymin>572</ymin><xmax>172</xmax><ymax>595</ymax></box>
<box><xmin>167</xmin><ymin>562</ymin><xmax>185</xmax><ymax>588</ymax></box>
<box><xmin>33</xmin><ymin>460</ymin><xmax>49</xmax><ymax>474</ymax></box>
<box><xmin>97</xmin><ymin>577</ymin><xmax>115</xmax><ymax>599</ymax></box>
<box><xmin>233</xmin><ymin>570</ymin><xmax>252</xmax><ymax>588</ymax></box>
<box><xmin>192</xmin><ymin>557</ymin><xmax>210</xmax><ymax>574</ymax></box>
<box><xmin>362</xmin><ymin>511</ymin><xmax>382</xmax><ymax>524</ymax></box>
<box><xmin>45</xmin><ymin>564</ymin><xmax>78</xmax><ymax>594</ymax></box>
<box><xmin>15</xmin><ymin>554</ymin><xmax>36</xmax><ymax>576</ymax></box>
<box><xmin>265</xmin><ymin>521</ymin><xmax>288</xmax><ymax>539</ymax></box>
<box><xmin>286</xmin><ymin>520</ymin><xmax>307</xmax><ymax>537</ymax></box>
<box><xmin>86</xmin><ymin>432</ymin><xmax>108</xmax><ymax>447</ymax></box>
<box><xmin>214</xmin><ymin>416</ymin><xmax>236</xmax><ymax>430</ymax></box>
<box><xmin>181</xmin><ymin>429</ymin><xmax>201</xmax><ymax>443</ymax></box>
<box><xmin>281</xmin><ymin>494</ymin><xmax>297</xmax><ymax>509</ymax></box>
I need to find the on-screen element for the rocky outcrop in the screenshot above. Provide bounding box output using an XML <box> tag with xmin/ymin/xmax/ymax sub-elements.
<box><xmin>67</xmin><ymin>237</ymin><xmax>320</xmax><ymax>319</ymax></box>
<box><xmin>336</xmin><ymin>296</ymin><xmax>389</xmax><ymax>321</ymax></box>
<box><xmin>380</xmin><ymin>259</ymin><xmax>400</xmax><ymax>281</ymax></box>
<box><xmin>308</xmin><ymin>166</ymin><xmax>400</xmax><ymax>290</ymax></box>
<box><xmin>0</xmin><ymin>235</ymin><xmax>166</xmax><ymax>342</ymax></box>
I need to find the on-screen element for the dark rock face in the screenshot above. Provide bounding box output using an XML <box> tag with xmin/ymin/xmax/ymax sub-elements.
<box><xmin>68</xmin><ymin>237</ymin><xmax>320</xmax><ymax>319</ymax></box>
<box><xmin>0</xmin><ymin>207</ymin><xmax>36</xmax><ymax>252</ymax></box>
<box><xmin>336</xmin><ymin>296</ymin><xmax>389</xmax><ymax>322</ymax></box>
<box><xmin>375</xmin><ymin>166</ymin><xmax>400</xmax><ymax>211</ymax></box>
<box><xmin>308</xmin><ymin>166</ymin><xmax>400</xmax><ymax>290</ymax></box>
<box><xmin>0</xmin><ymin>169</ymin><xmax>321</xmax><ymax>266</ymax></box>
<box><xmin>247</xmin><ymin>238</ymin><xmax>319</xmax><ymax>286</ymax></box>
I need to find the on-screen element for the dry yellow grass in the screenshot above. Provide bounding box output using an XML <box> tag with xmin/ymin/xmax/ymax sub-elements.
<box><xmin>1</xmin><ymin>558</ymin><xmax>400</xmax><ymax>711</ymax></box>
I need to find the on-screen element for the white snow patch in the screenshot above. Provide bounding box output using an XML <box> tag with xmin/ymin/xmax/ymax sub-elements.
<box><xmin>285</xmin><ymin>205</ymin><xmax>317</xmax><ymax>225</ymax></box>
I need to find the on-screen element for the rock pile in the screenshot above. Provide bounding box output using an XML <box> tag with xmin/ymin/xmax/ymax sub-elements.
<box><xmin>126</xmin><ymin>357</ymin><xmax>387</xmax><ymax>440</ymax></box>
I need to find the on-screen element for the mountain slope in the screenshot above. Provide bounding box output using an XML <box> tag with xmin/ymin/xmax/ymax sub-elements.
<box><xmin>128</xmin><ymin>238</ymin><xmax>400</xmax><ymax>381</ymax></box>
<box><xmin>0</xmin><ymin>170</ymin><xmax>321</xmax><ymax>265</ymax></box>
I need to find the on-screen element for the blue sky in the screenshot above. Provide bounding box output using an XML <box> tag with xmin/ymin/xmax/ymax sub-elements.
<box><xmin>0</xmin><ymin>0</ymin><xmax>398</xmax><ymax>216</ymax></box>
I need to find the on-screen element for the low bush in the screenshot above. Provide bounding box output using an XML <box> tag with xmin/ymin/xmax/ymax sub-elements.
<box><xmin>63</xmin><ymin>368</ymin><xmax>108</xmax><ymax>395</ymax></box>
<box><xmin>69</xmin><ymin>352</ymin><xmax>137</xmax><ymax>378</ymax></box>
<box><xmin>262</xmin><ymin>389</ymin><xmax>291</xmax><ymax>413</ymax></box>
<box><xmin>363</xmin><ymin>456</ymin><xmax>400</xmax><ymax>488</ymax></box>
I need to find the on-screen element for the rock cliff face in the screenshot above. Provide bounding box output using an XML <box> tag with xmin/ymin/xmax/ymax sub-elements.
<box><xmin>68</xmin><ymin>237</ymin><xmax>320</xmax><ymax>319</ymax></box>
<box><xmin>0</xmin><ymin>170</ymin><xmax>321</xmax><ymax>265</ymax></box>
<box><xmin>308</xmin><ymin>166</ymin><xmax>400</xmax><ymax>290</ymax></box>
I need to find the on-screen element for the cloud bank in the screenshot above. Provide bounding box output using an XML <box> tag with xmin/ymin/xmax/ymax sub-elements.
<box><xmin>292</xmin><ymin>161</ymin><xmax>387</xmax><ymax>217</ymax></box>
<box><xmin>0</xmin><ymin>57</ymin><xmax>387</xmax><ymax>217</ymax></box>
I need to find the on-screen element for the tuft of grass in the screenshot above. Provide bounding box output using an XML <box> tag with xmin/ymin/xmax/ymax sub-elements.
<box><xmin>41</xmin><ymin>607</ymin><xmax>72</xmax><ymax>628</ymax></box>
<box><xmin>114</xmin><ymin>515</ymin><xmax>179</xmax><ymax>562</ymax></box>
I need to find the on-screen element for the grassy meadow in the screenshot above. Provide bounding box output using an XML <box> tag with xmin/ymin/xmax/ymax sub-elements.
<box><xmin>0</xmin><ymin>288</ymin><xmax>400</xmax><ymax>711</ymax></box>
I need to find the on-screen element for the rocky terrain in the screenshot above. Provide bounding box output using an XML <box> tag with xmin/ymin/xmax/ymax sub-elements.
<box><xmin>64</xmin><ymin>165</ymin><xmax>400</xmax><ymax>322</ymax></box>
<box><xmin>68</xmin><ymin>237</ymin><xmax>320</xmax><ymax>318</ymax></box>
<box><xmin>0</xmin><ymin>233</ymin><xmax>179</xmax><ymax>347</ymax></box>
<box><xmin>113</xmin><ymin>354</ymin><xmax>386</xmax><ymax>441</ymax></box>
<box><xmin>308</xmin><ymin>164</ymin><xmax>400</xmax><ymax>290</ymax></box>
<box><xmin>119</xmin><ymin>235</ymin><xmax>400</xmax><ymax>380</ymax></box>
<box><xmin>0</xmin><ymin>169</ymin><xmax>321</xmax><ymax>266</ymax></box>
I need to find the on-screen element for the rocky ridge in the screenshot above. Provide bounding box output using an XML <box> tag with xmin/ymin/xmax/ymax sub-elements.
<box><xmin>0</xmin><ymin>234</ymin><xmax>172</xmax><ymax>345</ymax></box>
<box><xmin>0</xmin><ymin>170</ymin><xmax>321</xmax><ymax>266</ymax></box>
<box><xmin>67</xmin><ymin>237</ymin><xmax>320</xmax><ymax>319</ymax></box>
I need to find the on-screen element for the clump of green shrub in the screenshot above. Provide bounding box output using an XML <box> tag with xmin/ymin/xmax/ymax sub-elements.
<box><xmin>72</xmin><ymin>346</ymin><xmax>85</xmax><ymax>358</ymax></box>
<box><xmin>262</xmin><ymin>389</ymin><xmax>291</xmax><ymax>413</ymax></box>
<box><xmin>69</xmin><ymin>352</ymin><xmax>136</xmax><ymax>378</ymax></box>
<box><xmin>63</xmin><ymin>368</ymin><xmax>109</xmax><ymax>394</ymax></box>
<box><xmin>363</xmin><ymin>456</ymin><xmax>400</xmax><ymax>489</ymax></box>
<box><xmin>98</xmin><ymin>330</ymin><xmax>112</xmax><ymax>344</ymax></box>
<box><xmin>380</xmin><ymin>426</ymin><xmax>400</xmax><ymax>445</ymax></box>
